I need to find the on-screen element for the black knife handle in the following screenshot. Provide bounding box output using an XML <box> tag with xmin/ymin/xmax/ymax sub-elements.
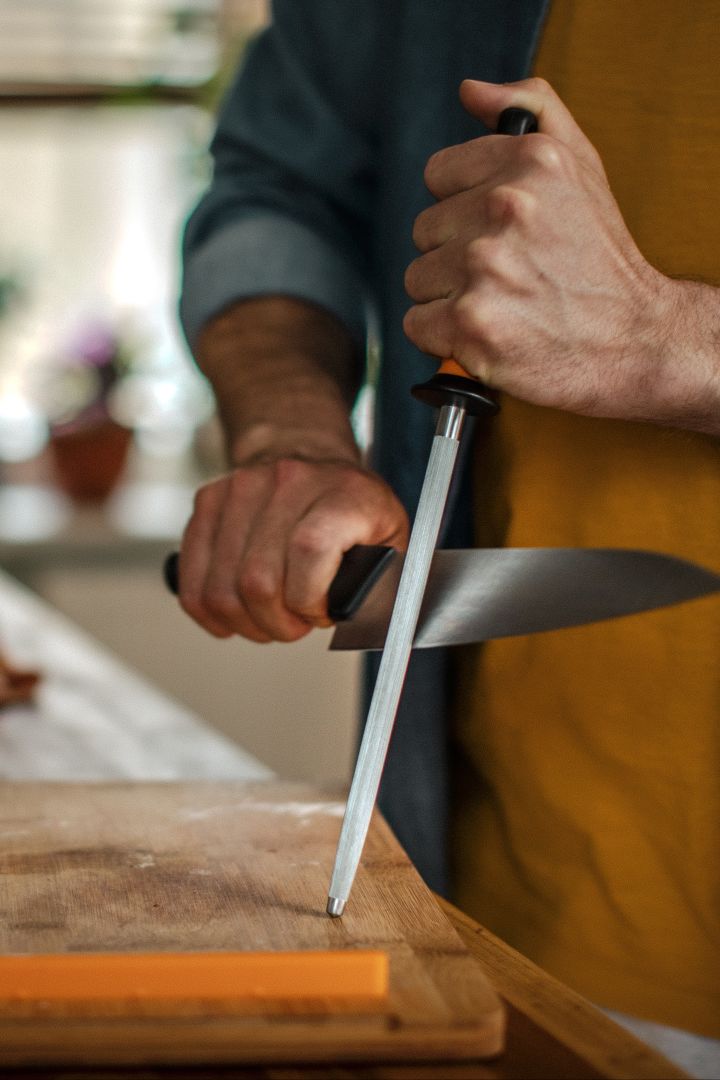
<box><xmin>411</xmin><ymin>105</ymin><xmax>538</xmax><ymax>416</ymax></box>
<box><xmin>163</xmin><ymin>551</ymin><xmax>182</xmax><ymax>596</ymax></box>
<box><xmin>163</xmin><ymin>543</ymin><xmax>395</xmax><ymax>623</ymax></box>
<box><xmin>327</xmin><ymin>544</ymin><xmax>396</xmax><ymax>620</ymax></box>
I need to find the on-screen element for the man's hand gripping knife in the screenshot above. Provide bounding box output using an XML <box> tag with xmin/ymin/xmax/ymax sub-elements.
<box><xmin>175</xmin><ymin>296</ymin><xmax>408</xmax><ymax>644</ymax></box>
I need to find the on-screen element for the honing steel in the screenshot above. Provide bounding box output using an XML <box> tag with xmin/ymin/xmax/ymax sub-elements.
<box><xmin>160</xmin><ymin>108</ymin><xmax>720</xmax><ymax>916</ymax></box>
<box><xmin>326</xmin><ymin>106</ymin><xmax>540</xmax><ymax>917</ymax></box>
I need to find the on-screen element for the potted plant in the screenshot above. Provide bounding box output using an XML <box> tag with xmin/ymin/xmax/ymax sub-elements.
<box><xmin>46</xmin><ymin>322</ymin><xmax>135</xmax><ymax>503</ymax></box>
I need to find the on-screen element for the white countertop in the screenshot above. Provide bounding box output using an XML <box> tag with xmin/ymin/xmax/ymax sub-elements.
<box><xmin>0</xmin><ymin>566</ymin><xmax>273</xmax><ymax>782</ymax></box>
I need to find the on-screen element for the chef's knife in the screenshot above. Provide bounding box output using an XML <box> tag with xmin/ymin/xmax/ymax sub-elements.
<box><xmin>164</xmin><ymin>542</ymin><xmax>720</xmax><ymax>648</ymax></box>
<box><xmin>325</xmin><ymin>106</ymin><xmax>540</xmax><ymax>918</ymax></box>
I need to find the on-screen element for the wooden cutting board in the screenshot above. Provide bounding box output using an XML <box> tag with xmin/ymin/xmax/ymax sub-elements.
<box><xmin>0</xmin><ymin>780</ymin><xmax>504</xmax><ymax>1067</ymax></box>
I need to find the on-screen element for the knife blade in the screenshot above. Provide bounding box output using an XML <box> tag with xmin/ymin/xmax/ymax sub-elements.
<box><xmin>330</xmin><ymin>546</ymin><xmax>720</xmax><ymax>650</ymax></box>
<box><xmin>325</xmin><ymin>107</ymin><xmax>540</xmax><ymax>919</ymax></box>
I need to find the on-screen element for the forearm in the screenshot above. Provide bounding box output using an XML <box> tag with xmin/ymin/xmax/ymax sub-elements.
<box><xmin>194</xmin><ymin>296</ymin><xmax>363</xmax><ymax>467</ymax></box>
<box><xmin>653</xmin><ymin>279</ymin><xmax>720</xmax><ymax>437</ymax></box>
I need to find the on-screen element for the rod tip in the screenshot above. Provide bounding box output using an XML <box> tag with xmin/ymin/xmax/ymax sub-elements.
<box><xmin>326</xmin><ymin>897</ymin><xmax>346</xmax><ymax>918</ymax></box>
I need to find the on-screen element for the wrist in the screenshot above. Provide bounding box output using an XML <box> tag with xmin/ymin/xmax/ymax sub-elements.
<box><xmin>229</xmin><ymin>422</ymin><xmax>361</xmax><ymax>469</ymax></box>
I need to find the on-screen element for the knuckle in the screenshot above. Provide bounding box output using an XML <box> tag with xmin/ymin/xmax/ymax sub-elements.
<box><xmin>271</xmin><ymin>456</ymin><xmax>312</xmax><ymax>492</ymax></box>
<box><xmin>526</xmin><ymin>134</ymin><xmax>573</xmax><ymax>178</ymax></box>
<box><xmin>524</xmin><ymin>76</ymin><xmax>553</xmax><ymax>100</ymax></box>
<box><xmin>533</xmin><ymin>135</ymin><xmax>565</xmax><ymax>171</ymax></box>
<box><xmin>465</xmin><ymin>235</ymin><xmax>496</xmax><ymax>274</ymax></box>
<box><xmin>402</xmin><ymin>304</ymin><xmax>434</xmax><ymax>352</ymax></box>
<box><xmin>412</xmin><ymin>210</ymin><xmax>432</xmax><ymax>252</ymax></box>
<box><xmin>227</xmin><ymin>466</ymin><xmax>261</xmax><ymax>500</ymax></box>
<box><xmin>423</xmin><ymin>149</ymin><xmax>447</xmax><ymax>194</ymax></box>
<box><xmin>200</xmin><ymin>584</ymin><xmax>240</xmax><ymax>621</ymax></box>
<box><xmin>192</xmin><ymin>483</ymin><xmax>217</xmax><ymax>515</ymax></box>
<box><xmin>291</xmin><ymin>519</ymin><xmax>333</xmax><ymax>560</ymax></box>
<box><xmin>454</xmin><ymin>293</ymin><xmax>487</xmax><ymax>339</ymax></box>
<box><xmin>237</xmin><ymin>559</ymin><xmax>277</xmax><ymax>605</ymax></box>
<box><xmin>178</xmin><ymin>590</ymin><xmax>204</xmax><ymax>623</ymax></box>
<box><xmin>404</xmin><ymin>259</ymin><xmax>422</xmax><ymax>300</ymax></box>
<box><xmin>413</xmin><ymin>205</ymin><xmax>447</xmax><ymax>253</ymax></box>
<box><xmin>402</xmin><ymin>304</ymin><xmax>419</xmax><ymax>338</ymax></box>
<box><xmin>339</xmin><ymin>467</ymin><xmax>372</xmax><ymax>500</ymax></box>
<box><xmin>234</xmin><ymin>618</ymin><xmax>274</xmax><ymax>644</ymax></box>
<box><xmin>453</xmin><ymin>293</ymin><xmax>504</xmax><ymax>357</ymax></box>
<box><xmin>486</xmin><ymin>184</ymin><xmax>536</xmax><ymax>226</ymax></box>
<box><xmin>277</xmin><ymin>623</ymin><xmax>312</xmax><ymax>644</ymax></box>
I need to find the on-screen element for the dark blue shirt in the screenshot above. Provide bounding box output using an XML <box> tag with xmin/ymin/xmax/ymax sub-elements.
<box><xmin>180</xmin><ymin>0</ymin><xmax>548</xmax><ymax>891</ymax></box>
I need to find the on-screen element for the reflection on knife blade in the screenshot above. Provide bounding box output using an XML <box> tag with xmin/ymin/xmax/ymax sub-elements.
<box><xmin>330</xmin><ymin>548</ymin><xmax>720</xmax><ymax>651</ymax></box>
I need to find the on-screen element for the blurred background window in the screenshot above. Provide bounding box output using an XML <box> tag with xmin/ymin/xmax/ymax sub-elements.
<box><xmin>0</xmin><ymin>0</ymin><xmax>221</xmax><ymax>92</ymax></box>
<box><xmin>0</xmin><ymin>0</ymin><xmax>268</xmax><ymax>542</ymax></box>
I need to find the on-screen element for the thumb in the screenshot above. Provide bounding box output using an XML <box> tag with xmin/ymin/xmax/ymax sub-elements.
<box><xmin>460</xmin><ymin>78</ymin><xmax>605</xmax><ymax>176</ymax></box>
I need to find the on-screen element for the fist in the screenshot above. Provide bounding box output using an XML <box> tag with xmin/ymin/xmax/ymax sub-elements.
<box><xmin>403</xmin><ymin>78</ymin><xmax>674</xmax><ymax>421</ymax></box>
<box><xmin>176</xmin><ymin>456</ymin><xmax>408</xmax><ymax>643</ymax></box>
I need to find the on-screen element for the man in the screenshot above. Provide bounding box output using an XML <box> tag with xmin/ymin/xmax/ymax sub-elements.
<box><xmin>176</xmin><ymin>1</ymin><xmax>719</xmax><ymax>1071</ymax></box>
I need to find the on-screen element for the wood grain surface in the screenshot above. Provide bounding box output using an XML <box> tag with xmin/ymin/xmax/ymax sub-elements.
<box><xmin>0</xmin><ymin>780</ymin><xmax>504</xmax><ymax>1067</ymax></box>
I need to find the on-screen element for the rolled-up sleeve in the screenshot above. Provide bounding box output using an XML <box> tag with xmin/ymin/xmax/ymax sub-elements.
<box><xmin>180</xmin><ymin>213</ymin><xmax>370</xmax><ymax>353</ymax></box>
<box><xmin>180</xmin><ymin>1</ymin><xmax>388</xmax><ymax>365</ymax></box>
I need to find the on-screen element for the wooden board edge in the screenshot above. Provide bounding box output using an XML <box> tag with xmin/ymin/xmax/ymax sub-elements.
<box><xmin>437</xmin><ymin>897</ymin><xmax>690</xmax><ymax>1080</ymax></box>
<box><xmin>0</xmin><ymin>1013</ymin><xmax>506</xmax><ymax>1067</ymax></box>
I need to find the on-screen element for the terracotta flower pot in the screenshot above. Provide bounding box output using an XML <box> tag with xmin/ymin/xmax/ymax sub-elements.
<box><xmin>50</xmin><ymin>418</ymin><xmax>132</xmax><ymax>503</ymax></box>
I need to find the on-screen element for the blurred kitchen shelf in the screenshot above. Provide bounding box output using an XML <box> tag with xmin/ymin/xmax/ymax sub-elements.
<box><xmin>0</xmin><ymin>479</ymin><xmax>194</xmax><ymax>585</ymax></box>
<box><xmin>0</xmin><ymin>0</ymin><xmax>222</xmax><ymax>96</ymax></box>
<box><xmin>0</xmin><ymin>83</ymin><xmax>212</xmax><ymax>102</ymax></box>
<box><xmin>0</xmin><ymin>0</ymin><xmax>270</xmax><ymax>101</ymax></box>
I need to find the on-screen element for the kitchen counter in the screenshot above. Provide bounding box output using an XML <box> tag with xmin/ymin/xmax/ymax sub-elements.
<box><xmin>0</xmin><ymin>565</ymin><xmax>271</xmax><ymax>782</ymax></box>
<box><xmin>0</xmin><ymin>566</ymin><xmax>686</xmax><ymax>1078</ymax></box>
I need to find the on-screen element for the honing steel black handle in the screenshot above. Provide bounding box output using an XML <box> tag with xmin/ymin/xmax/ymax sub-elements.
<box><xmin>411</xmin><ymin>105</ymin><xmax>538</xmax><ymax>416</ymax></box>
<box><xmin>163</xmin><ymin>543</ymin><xmax>395</xmax><ymax>623</ymax></box>
<box><xmin>497</xmin><ymin>106</ymin><xmax>539</xmax><ymax>137</ymax></box>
